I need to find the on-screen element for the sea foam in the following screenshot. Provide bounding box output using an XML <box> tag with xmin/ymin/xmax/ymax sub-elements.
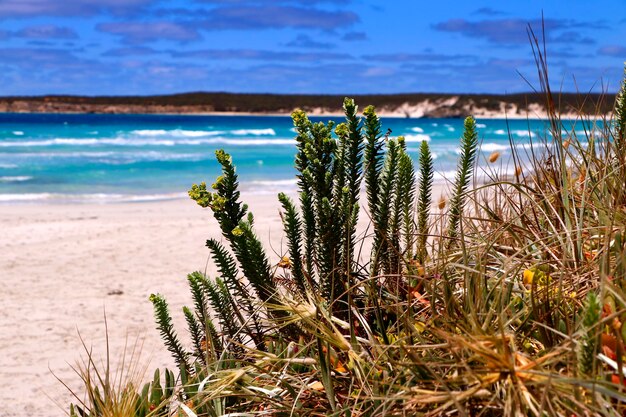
<box><xmin>0</xmin><ymin>176</ymin><xmax>33</xmax><ymax>182</ymax></box>
<box><xmin>402</xmin><ymin>134</ymin><xmax>431</xmax><ymax>142</ymax></box>
<box><xmin>131</xmin><ymin>129</ymin><xmax>225</xmax><ymax>137</ymax></box>
<box><xmin>480</xmin><ymin>143</ymin><xmax>508</xmax><ymax>152</ymax></box>
<box><xmin>231</xmin><ymin>128</ymin><xmax>276</xmax><ymax>136</ymax></box>
<box><xmin>494</xmin><ymin>129</ymin><xmax>536</xmax><ymax>138</ymax></box>
<box><xmin>0</xmin><ymin>137</ymin><xmax>296</xmax><ymax>147</ymax></box>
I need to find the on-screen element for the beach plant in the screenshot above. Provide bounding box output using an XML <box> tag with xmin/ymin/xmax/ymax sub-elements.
<box><xmin>148</xmin><ymin>84</ymin><xmax>626</xmax><ymax>415</ymax></box>
<box><xmin>416</xmin><ymin>139</ymin><xmax>434</xmax><ymax>265</ymax></box>
<box><xmin>446</xmin><ymin>115</ymin><xmax>478</xmax><ymax>245</ymax></box>
<box><xmin>578</xmin><ymin>291</ymin><xmax>601</xmax><ymax>377</ymax></box>
<box><xmin>137</xmin><ymin>55</ymin><xmax>626</xmax><ymax>415</ymax></box>
<box><xmin>58</xmin><ymin>320</ymin><xmax>177</xmax><ymax>417</ymax></box>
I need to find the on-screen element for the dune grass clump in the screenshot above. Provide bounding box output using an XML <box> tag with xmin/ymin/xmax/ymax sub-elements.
<box><xmin>64</xmin><ymin>62</ymin><xmax>626</xmax><ymax>416</ymax></box>
<box><xmin>60</xmin><ymin>321</ymin><xmax>177</xmax><ymax>417</ymax></box>
<box><xmin>134</xmin><ymin>63</ymin><xmax>626</xmax><ymax>416</ymax></box>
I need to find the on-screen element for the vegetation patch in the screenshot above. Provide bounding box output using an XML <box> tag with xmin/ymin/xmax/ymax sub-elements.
<box><xmin>66</xmin><ymin>61</ymin><xmax>626</xmax><ymax>416</ymax></box>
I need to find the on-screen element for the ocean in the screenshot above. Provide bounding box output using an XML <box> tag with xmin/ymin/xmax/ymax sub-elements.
<box><xmin>0</xmin><ymin>113</ymin><xmax>585</xmax><ymax>204</ymax></box>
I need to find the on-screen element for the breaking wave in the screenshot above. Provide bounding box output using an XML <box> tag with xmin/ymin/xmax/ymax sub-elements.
<box><xmin>0</xmin><ymin>176</ymin><xmax>33</xmax><ymax>182</ymax></box>
<box><xmin>402</xmin><ymin>134</ymin><xmax>431</xmax><ymax>142</ymax></box>
<box><xmin>0</xmin><ymin>137</ymin><xmax>295</xmax><ymax>147</ymax></box>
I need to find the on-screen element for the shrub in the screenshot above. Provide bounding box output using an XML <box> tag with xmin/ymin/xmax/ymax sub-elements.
<box><xmin>145</xmin><ymin>61</ymin><xmax>626</xmax><ymax>416</ymax></box>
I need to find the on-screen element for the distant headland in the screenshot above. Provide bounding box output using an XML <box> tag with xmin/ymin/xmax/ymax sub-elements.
<box><xmin>0</xmin><ymin>92</ymin><xmax>615</xmax><ymax>119</ymax></box>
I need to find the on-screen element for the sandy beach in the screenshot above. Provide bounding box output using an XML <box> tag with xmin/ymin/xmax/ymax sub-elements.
<box><xmin>0</xmin><ymin>179</ymin><xmax>452</xmax><ymax>417</ymax></box>
<box><xmin>0</xmin><ymin>195</ymin><xmax>294</xmax><ymax>417</ymax></box>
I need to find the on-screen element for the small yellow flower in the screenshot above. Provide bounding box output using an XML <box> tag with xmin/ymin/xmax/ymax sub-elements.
<box><xmin>188</xmin><ymin>182</ymin><xmax>212</xmax><ymax>208</ymax></box>
<box><xmin>414</xmin><ymin>321</ymin><xmax>426</xmax><ymax>333</ymax></box>
<box><xmin>277</xmin><ymin>256</ymin><xmax>292</xmax><ymax>269</ymax></box>
<box><xmin>363</xmin><ymin>105</ymin><xmax>376</xmax><ymax>117</ymax></box>
<box><xmin>334</xmin><ymin>123</ymin><xmax>349</xmax><ymax>137</ymax></box>
<box><xmin>291</xmin><ymin>109</ymin><xmax>307</xmax><ymax>126</ymax></box>
<box><xmin>522</xmin><ymin>266</ymin><xmax>551</xmax><ymax>288</ymax></box>
<box><xmin>522</xmin><ymin>269</ymin><xmax>535</xmax><ymax>286</ymax></box>
<box><xmin>211</xmin><ymin>175</ymin><xmax>224</xmax><ymax>190</ymax></box>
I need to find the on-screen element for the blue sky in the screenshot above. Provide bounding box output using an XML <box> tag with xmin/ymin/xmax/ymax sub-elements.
<box><xmin>0</xmin><ymin>0</ymin><xmax>624</xmax><ymax>95</ymax></box>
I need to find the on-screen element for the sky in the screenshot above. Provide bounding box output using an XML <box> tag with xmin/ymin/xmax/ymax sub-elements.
<box><xmin>0</xmin><ymin>0</ymin><xmax>624</xmax><ymax>96</ymax></box>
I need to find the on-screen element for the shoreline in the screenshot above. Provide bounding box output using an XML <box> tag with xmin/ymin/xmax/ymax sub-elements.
<box><xmin>0</xmin><ymin>109</ymin><xmax>586</xmax><ymax>120</ymax></box>
<box><xmin>0</xmin><ymin>178</ymin><xmax>460</xmax><ymax>205</ymax></box>
<box><xmin>0</xmin><ymin>91</ymin><xmax>614</xmax><ymax>120</ymax></box>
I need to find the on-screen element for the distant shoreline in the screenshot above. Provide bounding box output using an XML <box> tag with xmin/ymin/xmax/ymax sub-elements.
<box><xmin>0</xmin><ymin>91</ymin><xmax>614</xmax><ymax>119</ymax></box>
<box><xmin>0</xmin><ymin>110</ymin><xmax>591</xmax><ymax>120</ymax></box>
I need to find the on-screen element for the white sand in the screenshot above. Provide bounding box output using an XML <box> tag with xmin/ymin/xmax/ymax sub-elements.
<box><xmin>0</xmin><ymin>195</ymin><xmax>293</xmax><ymax>417</ymax></box>
<box><xmin>0</xmin><ymin>186</ymin><xmax>449</xmax><ymax>416</ymax></box>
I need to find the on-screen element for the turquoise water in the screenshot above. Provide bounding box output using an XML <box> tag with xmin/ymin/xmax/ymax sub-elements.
<box><xmin>0</xmin><ymin>113</ymin><xmax>579</xmax><ymax>203</ymax></box>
